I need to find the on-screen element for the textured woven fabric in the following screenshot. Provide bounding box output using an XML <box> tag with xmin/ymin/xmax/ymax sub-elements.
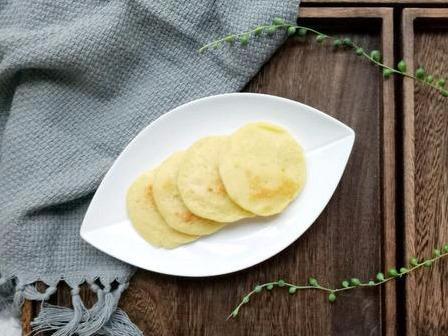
<box><xmin>0</xmin><ymin>0</ymin><xmax>299</xmax><ymax>334</ymax></box>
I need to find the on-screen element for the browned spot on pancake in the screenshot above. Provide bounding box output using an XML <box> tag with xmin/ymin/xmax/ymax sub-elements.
<box><xmin>249</xmin><ymin>175</ymin><xmax>297</xmax><ymax>199</ymax></box>
<box><xmin>207</xmin><ymin>180</ymin><xmax>226</xmax><ymax>195</ymax></box>
<box><xmin>215</xmin><ymin>180</ymin><xmax>226</xmax><ymax>195</ymax></box>
<box><xmin>144</xmin><ymin>184</ymin><xmax>152</xmax><ymax>197</ymax></box>
<box><xmin>179</xmin><ymin>211</ymin><xmax>199</xmax><ymax>222</ymax></box>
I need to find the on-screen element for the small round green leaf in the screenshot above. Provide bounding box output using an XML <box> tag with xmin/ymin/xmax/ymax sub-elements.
<box><xmin>242</xmin><ymin>296</ymin><xmax>249</xmax><ymax>304</ymax></box>
<box><xmin>328</xmin><ymin>293</ymin><xmax>337</xmax><ymax>302</ymax></box>
<box><xmin>288</xmin><ymin>287</ymin><xmax>297</xmax><ymax>294</ymax></box>
<box><xmin>316</xmin><ymin>35</ymin><xmax>325</xmax><ymax>43</ymax></box>
<box><xmin>350</xmin><ymin>278</ymin><xmax>361</xmax><ymax>286</ymax></box>
<box><xmin>399</xmin><ymin>267</ymin><xmax>408</xmax><ymax>274</ymax></box>
<box><xmin>444</xmin><ymin>244</ymin><xmax>448</xmax><ymax>253</ymax></box>
<box><xmin>410</xmin><ymin>257</ymin><xmax>419</xmax><ymax>267</ymax></box>
<box><xmin>342</xmin><ymin>38</ymin><xmax>352</xmax><ymax>47</ymax></box>
<box><xmin>370</xmin><ymin>50</ymin><xmax>381</xmax><ymax>62</ymax></box>
<box><xmin>415</xmin><ymin>67</ymin><xmax>425</xmax><ymax>80</ymax></box>
<box><xmin>397</xmin><ymin>60</ymin><xmax>407</xmax><ymax>72</ymax></box>
<box><xmin>438</xmin><ymin>79</ymin><xmax>446</xmax><ymax>88</ymax></box>
<box><xmin>287</xmin><ymin>26</ymin><xmax>296</xmax><ymax>36</ymax></box>
<box><xmin>254</xmin><ymin>285</ymin><xmax>262</xmax><ymax>293</ymax></box>
<box><xmin>355</xmin><ymin>47</ymin><xmax>364</xmax><ymax>56</ymax></box>
<box><xmin>383</xmin><ymin>69</ymin><xmax>393</xmax><ymax>78</ymax></box>
<box><xmin>376</xmin><ymin>272</ymin><xmax>385</xmax><ymax>282</ymax></box>
<box><xmin>342</xmin><ymin>280</ymin><xmax>350</xmax><ymax>288</ymax></box>
<box><xmin>424</xmin><ymin>260</ymin><xmax>432</xmax><ymax>268</ymax></box>
<box><xmin>441</xmin><ymin>89</ymin><xmax>448</xmax><ymax>97</ymax></box>
<box><xmin>368</xmin><ymin>280</ymin><xmax>375</xmax><ymax>286</ymax></box>
<box><xmin>308</xmin><ymin>277</ymin><xmax>318</xmax><ymax>286</ymax></box>
<box><xmin>224</xmin><ymin>36</ymin><xmax>235</xmax><ymax>44</ymax></box>
<box><xmin>297</xmin><ymin>28</ymin><xmax>307</xmax><ymax>37</ymax></box>
<box><xmin>426</xmin><ymin>75</ymin><xmax>434</xmax><ymax>83</ymax></box>
<box><xmin>333</xmin><ymin>39</ymin><xmax>342</xmax><ymax>48</ymax></box>
<box><xmin>388</xmin><ymin>268</ymin><xmax>399</xmax><ymax>277</ymax></box>
<box><xmin>272</xmin><ymin>17</ymin><xmax>285</xmax><ymax>25</ymax></box>
<box><xmin>239</xmin><ymin>34</ymin><xmax>249</xmax><ymax>46</ymax></box>
<box><xmin>267</xmin><ymin>284</ymin><xmax>274</xmax><ymax>290</ymax></box>
<box><xmin>433</xmin><ymin>249</ymin><xmax>441</xmax><ymax>257</ymax></box>
<box><xmin>266</xmin><ymin>26</ymin><xmax>277</xmax><ymax>35</ymax></box>
<box><xmin>254</xmin><ymin>27</ymin><xmax>264</xmax><ymax>36</ymax></box>
<box><xmin>277</xmin><ymin>279</ymin><xmax>285</xmax><ymax>287</ymax></box>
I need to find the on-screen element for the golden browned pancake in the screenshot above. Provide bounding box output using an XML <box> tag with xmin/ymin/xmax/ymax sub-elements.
<box><xmin>153</xmin><ymin>151</ymin><xmax>226</xmax><ymax>235</ymax></box>
<box><xmin>126</xmin><ymin>170</ymin><xmax>198</xmax><ymax>248</ymax></box>
<box><xmin>178</xmin><ymin>136</ymin><xmax>253</xmax><ymax>222</ymax></box>
<box><xmin>219</xmin><ymin>122</ymin><xmax>306</xmax><ymax>216</ymax></box>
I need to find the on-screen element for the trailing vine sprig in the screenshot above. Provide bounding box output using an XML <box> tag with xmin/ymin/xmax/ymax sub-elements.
<box><xmin>199</xmin><ymin>17</ymin><xmax>448</xmax><ymax>97</ymax></box>
<box><xmin>228</xmin><ymin>245</ymin><xmax>448</xmax><ymax>319</ymax></box>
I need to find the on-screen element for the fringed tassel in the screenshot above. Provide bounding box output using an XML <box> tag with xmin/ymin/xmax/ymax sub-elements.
<box><xmin>75</xmin><ymin>283</ymin><xmax>115</xmax><ymax>335</ymax></box>
<box><xmin>31</xmin><ymin>286</ymin><xmax>88</xmax><ymax>335</ymax></box>
<box><xmin>12</xmin><ymin>284</ymin><xmax>24</xmax><ymax>316</ymax></box>
<box><xmin>31</xmin><ymin>281</ymin><xmax>142</xmax><ymax>336</ymax></box>
<box><xmin>52</xmin><ymin>288</ymin><xmax>86</xmax><ymax>336</ymax></box>
<box><xmin>22</xmin><ymin>285</ymin><xmax>57</xmax><ymax>301</ymax></box>
<box><xmin>98</xmin><ymin>282</ymin><xmax>142</xmax><ymax>336</ymax></box>
<box><xmin>100</xmin><ymin>309</ymin><xmax>143</xmax><ymax>336</ymax></box>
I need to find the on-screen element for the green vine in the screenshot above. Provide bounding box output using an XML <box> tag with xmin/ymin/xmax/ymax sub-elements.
<box><xmin>199</xmin><ymin>17</ymin><xmax>448</xmax><ymax>97</ymax></box>
<box><xmin>228</xmin><ymin>246</ymin><xmax>448</xmax><ymax>319</ymax></box>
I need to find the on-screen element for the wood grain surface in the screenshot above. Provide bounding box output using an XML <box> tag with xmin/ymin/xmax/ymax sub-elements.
<box><xmin>303</xmin><ymin>0</ymin><xmax>448</xmax><ymax>4</ymax></box>
<box><xmin>402</xmin><ymin>9</ymin><xmax>448</xmax><ymax>336</ymax></box>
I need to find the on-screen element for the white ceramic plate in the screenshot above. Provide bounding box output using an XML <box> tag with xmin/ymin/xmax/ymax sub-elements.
<box><xmin>81</xmin><ymin>93</ymin><xmax>355</xmax><ymax>277</ymax></box>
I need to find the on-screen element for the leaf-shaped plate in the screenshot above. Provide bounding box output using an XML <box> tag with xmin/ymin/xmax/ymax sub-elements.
<box><xmin>81</xmin><ymin>93</ymin><xmax>355</xmax><ymax>277</ymax></box>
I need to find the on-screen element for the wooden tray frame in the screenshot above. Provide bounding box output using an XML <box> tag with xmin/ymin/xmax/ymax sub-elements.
<box><xmin>402</xmin><ymin>8</ymin><xmax>448</xmax><ymax>336</ymax></box>
<box><xmin>301</xmin><ymin>7</ymin><xmax>396</xmax><ymax>336</ymax></box>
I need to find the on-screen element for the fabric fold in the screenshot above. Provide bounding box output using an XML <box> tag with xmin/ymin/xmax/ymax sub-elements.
<box><xmin>0</xmin><ymin>0</ymin><xmax>300</xmax><ymax>334</ymax></box>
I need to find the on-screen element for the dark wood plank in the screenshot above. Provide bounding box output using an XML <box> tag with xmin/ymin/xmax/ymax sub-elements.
<box><xmin>402</xmin><ymin>8</ymin><xmax>448</xmax><ymax>336</ymax></box>
<box><xmin>24</xmin><ymin>7</ymin><xmax>397</xmax><ymax>336</ymax></box>
<box><xmin>303</xmin><ymin>0</ymin><xmax>448</xmax><ymax>4</ymax></box>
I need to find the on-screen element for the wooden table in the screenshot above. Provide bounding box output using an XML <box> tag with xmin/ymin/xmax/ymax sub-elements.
<box><xmin>23</xmin><ymin>2</ymin><xmax>448</xmax><ymax>336</ymax></box>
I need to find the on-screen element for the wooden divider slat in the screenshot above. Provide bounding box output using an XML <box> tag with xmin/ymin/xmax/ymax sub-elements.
<box><xmin>402</xmin><ymin>8</ymin><xmax>448</xmax><ymax>336</ymax></box>
<box><xmin>303</xmin><ymin>0</ymin><xmax>448</xmax><ymax>4</ymax></box>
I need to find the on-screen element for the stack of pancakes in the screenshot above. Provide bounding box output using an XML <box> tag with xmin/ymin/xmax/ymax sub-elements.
<box><xmin>126</xmin><ymin>122</ymin><xmax>306</xmax><ymax>248</ymax></box>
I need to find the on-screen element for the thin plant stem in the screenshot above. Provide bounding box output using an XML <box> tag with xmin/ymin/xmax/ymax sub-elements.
<box><xmin>199</xmin><ymin>20</ymin><xmax>448</xmax><ymax>97</ymax></box>
<box><xmin>228</xmin><ymin>249</ymin><xmax>448</xmax><ymax>319</ymax></box>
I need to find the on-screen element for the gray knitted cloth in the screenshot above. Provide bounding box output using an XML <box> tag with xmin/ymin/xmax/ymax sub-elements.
<box><xmin>0</xmin><ymin>0</ymin><xmax>299</xmax><ymax>335</ymax></box>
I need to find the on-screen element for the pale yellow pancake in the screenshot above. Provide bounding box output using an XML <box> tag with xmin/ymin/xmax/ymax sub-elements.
<box><xmin>126</xmin><ymin>170</ymin><xmax>197</xmax><ymax>249</ymax></box>
<box><xmin>178</xmin><ymin>136</ymin><xmax>253</xmax><ymax>223</ymax></box>
<box><xmin>219</xmin><ymin>122</ymin><xmax>306</xmax><ymax>216</ymax></box>
<box><xmin>153</xmin><ymin>151</ymin><xmax>226</xmax><ymax>235</ymax></box>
